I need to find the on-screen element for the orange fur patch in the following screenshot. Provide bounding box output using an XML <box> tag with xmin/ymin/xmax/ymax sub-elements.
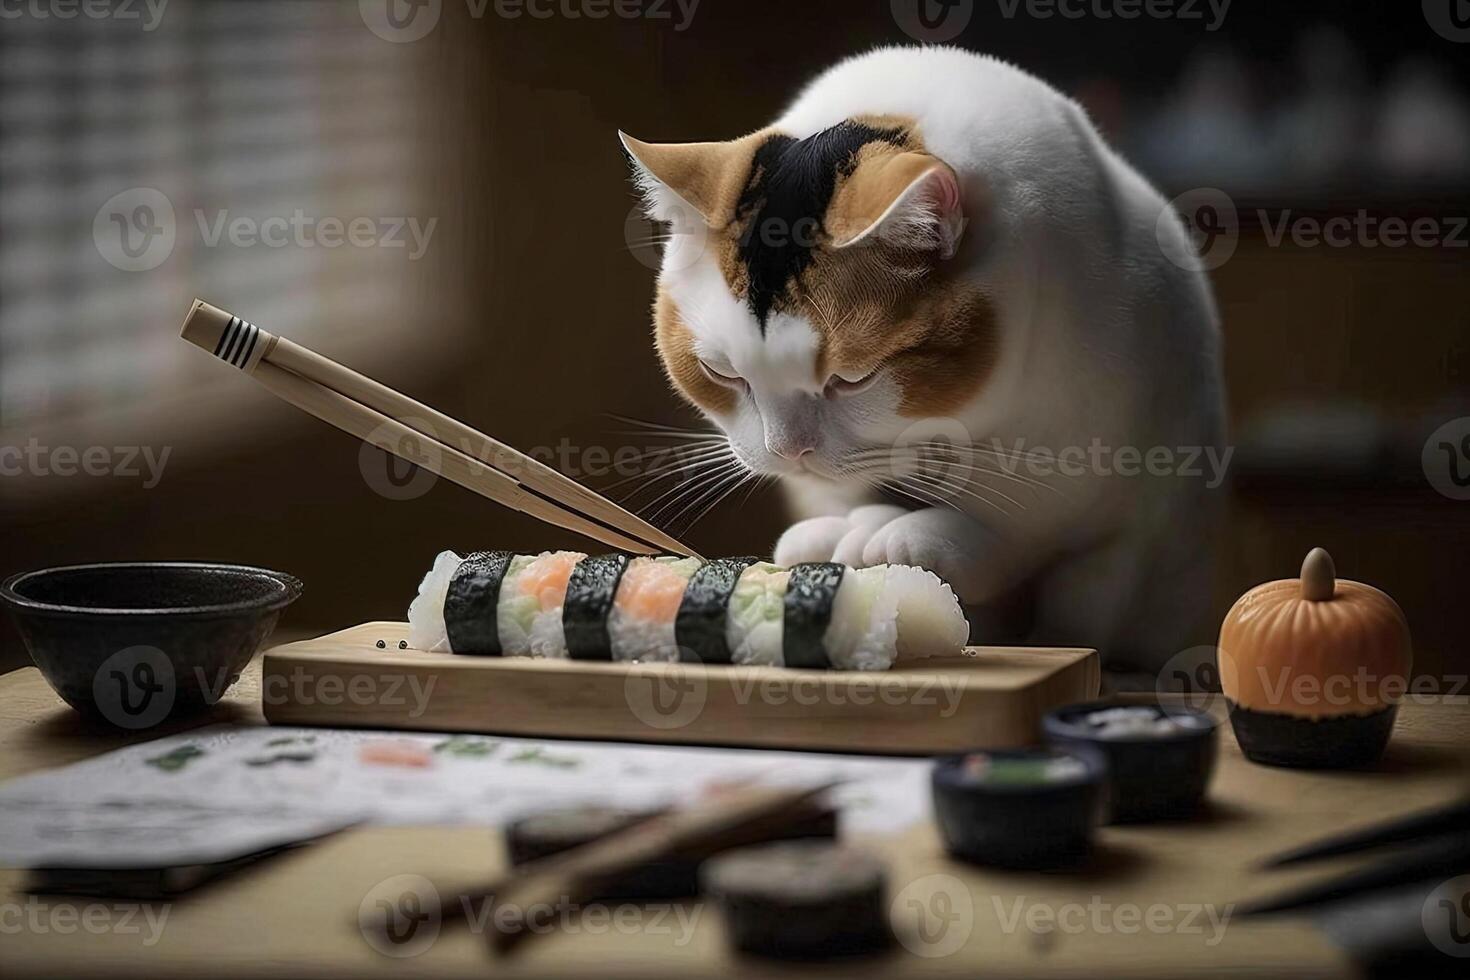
<box><xmin>653</xmin><ymin>287</ymin><xmax>735</xmax><ymax>415</ymax></box>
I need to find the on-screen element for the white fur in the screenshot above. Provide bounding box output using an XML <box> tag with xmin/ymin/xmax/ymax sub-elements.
<box><xmin>645</xmin><ymin>47</ymin><xmax>1225</xmax><ymax>671</ymax></box>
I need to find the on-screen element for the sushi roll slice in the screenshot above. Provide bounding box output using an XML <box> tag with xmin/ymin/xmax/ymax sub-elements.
<box><xmin>784</xmin><ymin>562</ymin><xmax>972</xmax><ymax>670</ymax></box>
<box><xmin>407</xmin><ymin>550</ymin><xmax>465</xmax><ymax>652</ymax></box>
<box><xmin>725</xmin><ymin>562</ymin><xmax>790</xmax><ymax>666</ymax></box>
<box><xmin>563</xmin><ymin>554</ymin><xmax>632</xmax><ymax>659</ymax></box>
<box><xmin>445</xmin><ymin>551</ymin><xmax>517</xmax><ymax>656</ymax></box>
<box><xmin>703</xmin><ymin>841</ymin><xmax>891</xmax><ymax>959</ymax></box>
<box><xmin>676</xmin><ymin>557</ymin><xmax>759</xmax><ymax>664</ymax></box>
<box><xmin>607</xmin><ymin>556</ymin><xmax>705</xmax><ymax>662</ymax></box>
<box><xmin>407</xmin><ymin>550</ymin><xmax>517</xmax><ymax>655</ymax></box>
<box><xmin>496</xmin><ymin>550</ymin><xmax>586</xmax><ymax>658</ymax></box>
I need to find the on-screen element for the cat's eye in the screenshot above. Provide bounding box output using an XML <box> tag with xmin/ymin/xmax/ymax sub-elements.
<box><xmin>699</xmin><ymin>359</ymin><xmax>746</xmax><ymax>390</ymax></box>
<box><xmin>824</xmin><ymin>368</ymin><xmax>880</xmax><ymax>398</ymax></box>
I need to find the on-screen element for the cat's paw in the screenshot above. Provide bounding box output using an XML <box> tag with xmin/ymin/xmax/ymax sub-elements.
<box><xmin>773</xmin><ymin>515</ymin><xmax>851</xmax><ymax>566</ymax></box>
<box><xmin>830</xmin><ymin>505</ymin><xmax>910</xmax><ymax>566</ymax></box>
<box><xmin>860</xmin><ymin>507</ymin><xmax>987</xmax><ymax>599</ymax></box>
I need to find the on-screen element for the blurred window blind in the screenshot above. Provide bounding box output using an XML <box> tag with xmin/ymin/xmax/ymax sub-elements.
<box><xmin>0</xmin><ymin>1</ymin><xmax>427</xmax><ymax>434</ymax></box>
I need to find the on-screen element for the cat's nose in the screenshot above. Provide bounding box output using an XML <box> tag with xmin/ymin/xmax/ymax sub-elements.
<box><xmin>766</xmin><ymin>440</ymin><xmax>815</xmax><ymax>462</ymax></box>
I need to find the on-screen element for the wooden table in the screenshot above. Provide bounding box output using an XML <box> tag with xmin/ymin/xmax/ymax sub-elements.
<box><xmin>3</xmin><ymin>648</ymin><xmax>1468</xmax><ymax>979</ymax></box>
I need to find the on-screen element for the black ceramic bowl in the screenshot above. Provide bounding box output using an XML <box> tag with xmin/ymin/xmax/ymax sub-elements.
<box><xmin>1043</xmin><ymin>700</ymin><xmax>1218</xmax><ymax>824</ymax></box>
<box><xmin>1</xmin><ymin>562</ymin><xmax>302</xmax><ymax>727</ymax></box>
<box><xmin>931</xmin><ymin>746</ymin><xmax>1108</xmax><ymax>870</ymax></box>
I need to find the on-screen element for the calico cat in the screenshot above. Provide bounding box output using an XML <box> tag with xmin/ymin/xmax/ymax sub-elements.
<box><xmin>622</xmin><ymin>46</ymin><xmax>1225</xmax><ymax>673</ymax></box>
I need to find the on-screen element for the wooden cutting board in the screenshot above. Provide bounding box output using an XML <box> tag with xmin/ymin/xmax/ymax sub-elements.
<box><xmin>261</xmin><ymin>622</ymin><xmax>1099</xmax><ymax>754</ymax></box>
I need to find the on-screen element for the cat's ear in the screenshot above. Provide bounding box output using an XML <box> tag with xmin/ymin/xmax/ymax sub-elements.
<box><xmin>829</xmin><ymin>153</ymin><xmax>965</xmax><ymax>259</ymax></box>
<box><xmin>619</xmin><ymin>132</ymin><xmax>751</xmax><ymax>226</ymax></box>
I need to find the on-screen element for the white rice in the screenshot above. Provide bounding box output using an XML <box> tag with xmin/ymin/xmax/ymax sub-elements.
<box><xmin>406</xmin><ymin>550</ymin><xmax>464</xmax><ymax>652</ymax></box>
<box><xmin>822</xmin><ymin>564</ymin><xmax>970</xmax><ymax>670</ymax></box>
<box><xmin>888</xmin><ymin>564</ymin><xmax>970</xmax><ymax>660</ymax></box>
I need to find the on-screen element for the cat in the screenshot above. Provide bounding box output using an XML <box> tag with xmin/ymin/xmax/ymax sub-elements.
<box><xmin>621</xmin><ymin>45</ymin><xmax>1225</xmax><ymax>674</ymax></box>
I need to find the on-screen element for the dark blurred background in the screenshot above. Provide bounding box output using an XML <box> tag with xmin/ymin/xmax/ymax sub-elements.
<box><xmin>2</xmin><ymin>0</ymin><xmax>1467</xmax><ymax>676</ymax></box>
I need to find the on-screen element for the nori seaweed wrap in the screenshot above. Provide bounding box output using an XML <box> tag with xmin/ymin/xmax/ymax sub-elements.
<box><xmin>676</xmin><ymin>557</ymin><xmax>759</xmax><ymax>664</ymax></box>
<box><xmin>563</xmin><ymin>554</ymin><xmax>632</xmax><ymax>659</ymax></box>
<box><xmin>443</xmin><ymin>551</ymin><xmax>516</xmax><ymax>656</ymax></box>
<box><xmin>782</xmin><ymin>563</ymin><xmax>845</xmax><ymax>669</ymax></box>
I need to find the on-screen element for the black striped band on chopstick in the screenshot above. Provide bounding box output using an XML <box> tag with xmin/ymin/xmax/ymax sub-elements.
<box><xmin>212</xmin><ymin>315</ymin><xmax>261</xmax><ymax>369</ymax></box>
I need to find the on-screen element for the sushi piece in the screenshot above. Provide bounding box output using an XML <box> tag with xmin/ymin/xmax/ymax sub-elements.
<box><xmin>563</xmin><ymin>554</ymin><xmax>632</xmax><ymax>659</ymax></box>
<box><xmin>444</xmin><ymin>551</ymin><xmax>515</xmax><ymax>656</ymax></box>
<box><xmin>607</xmin><ymin>556</ymin><xmax>705</xmax><ymax>662</ymax></box>
<box><xmin>496</xmin><ymin>550</ymin><xmax>586</xmax><ymax>658</ymax></box>
<box><xmin>406</xmin><ymin>549</ymin><xmax>587</xmax><ymax>657</ymax></box>
<box><xmin>725</xmin><ymin>561</ymin><xmax>790</xmax><ymax>666</ymax></box>
<box><xmin>407</xmin><ymin>551</ymin><xmax>968</xmax><ymax>668</ymax></box>
<box><xmin>407</xmin><ymin>550</ymin><xmax>466</xmax><ymax>652</ymax></box>
<box><xmin>676</xmin><ymin>557</ymin><xmax>759</xmax><ymax>664</ymax></box>
<box><xmin>783</xmin><ymin>563</ymin><xmax>846</xmax><ymax>669</ymax></box>
<box><xmin>702</xmin><ymin>841</ymin><xmax>891</xmax><ymax>959</ymax></box>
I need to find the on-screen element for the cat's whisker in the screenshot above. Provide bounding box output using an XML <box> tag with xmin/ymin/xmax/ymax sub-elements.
<box><xmin>676</xmin><ymin>464</ymin><xmax>755</xmax><ymax>532</ymax></box>
<box><xmin>605</xmin><ymin>413</ymin><xmax>721</xmax><ymax>437</ymax></box>
<box><xmin>609</xmin><ymin>448</ymin><xmax>733</xmax><ymax>504</ymax></box>
<box><xmin>908</xmin><ymin>468</ymin><xmax>1027</xmax><ymax>513</ymax></box>
<box><xmin>600</xmin><ymin>446</ymin><xmax>736</xmax><ymax>494</ymax></box>
<box><xmin>650</xmin><ymin>465</ymin><xmax>743</xmax><ymax>529</ymax></box>
<box><xmin>643</xmin><ymin>455</ymin><xmax>739</xmax><ymax>523</ymax></box>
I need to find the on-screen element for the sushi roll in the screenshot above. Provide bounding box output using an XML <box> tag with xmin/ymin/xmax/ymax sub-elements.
<box><xmin>408</xmin><ymin>550</ymin><xmax>967</xmax><ymax>668</ymax></box>
<box><xmin>702</xmin><ymin>841</ymin><xmax>891</xmax><ymax>959</ymax></box>
<box><xmin>496</xmin><ymin>550</ymin><xmax>586</xmax><ymax>657</ymax></box>
<box><xmin>607</xmin><ymin>556</ymin><xmax>705</xmax><ymax>663</ymax></box>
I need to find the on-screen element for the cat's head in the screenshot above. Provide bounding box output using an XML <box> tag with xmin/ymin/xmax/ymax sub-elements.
<box><xmin>622</xmin><ymin>117</ymin><xmax>998</xmax><ymax>482</ymax></box>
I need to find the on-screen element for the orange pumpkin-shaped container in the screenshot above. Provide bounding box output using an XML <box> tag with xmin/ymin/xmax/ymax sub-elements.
<box><xmin>1219</xmin><ymin>548</ymin><xmax>1411</xmax><ymax>769</ymax></box>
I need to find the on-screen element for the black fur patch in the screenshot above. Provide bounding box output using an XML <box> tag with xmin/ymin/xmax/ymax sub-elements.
<box><xmin>735</xmin><ymin>121</ymin><xmax>907</xmax><ymax>331</ymax></box>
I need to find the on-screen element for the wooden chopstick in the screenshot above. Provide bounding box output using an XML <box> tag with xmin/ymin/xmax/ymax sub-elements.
<box><xmin>179</xmin><ymin>300</ymin><xmax>698</xmax><ymax>557</ymax></box>
<box><xmin>473</xmin><ymin>782</ymin><xmax>836</xmax><ymax>954</ymax></box>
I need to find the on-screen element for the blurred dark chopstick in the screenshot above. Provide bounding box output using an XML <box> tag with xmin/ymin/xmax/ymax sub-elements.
<box><xmin>1241</xmin><ymin>831</ymin><xmax>1470</xmax><ymax>917</ymax></box>
<box><xmin>1260</xmin><ymin>795</ymin><xmax>1470</xmax><ymax>868</ymax></box>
